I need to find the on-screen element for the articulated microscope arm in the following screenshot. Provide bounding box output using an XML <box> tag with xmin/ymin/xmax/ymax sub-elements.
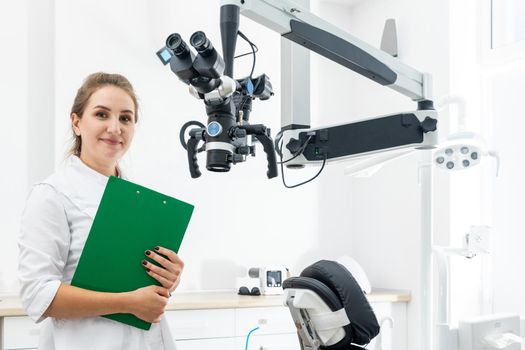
<box><xmin>220</xmin><ymin>0</ymin><xmax>438</xmax><ymax>169</ymax></box>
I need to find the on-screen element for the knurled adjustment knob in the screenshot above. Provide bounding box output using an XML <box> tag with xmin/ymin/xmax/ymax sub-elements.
<box><xmin>420</xmin><ymin>117</ymin><xmax>437</xmax><ymax>133</ymax></box>
<box><xmin>231</xmin><ymin>128</ymin><xmax>247</xmax><ymax>138</ymax></box>
<box><xmin>237</xmin><ymin>146</ymin><xmax>251</xmax><ymax>155</ymax></box>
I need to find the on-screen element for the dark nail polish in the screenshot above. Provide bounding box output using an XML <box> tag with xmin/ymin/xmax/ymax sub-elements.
<box><xmin>154</xmin><ymin>246</ymin><xmax>160</xmax><ymax>251</ymax></box>
<box><xmin>146</xmin><ymin>268</ymin><xmax>150</xmax><ymax>272</ymax></box>
<box><xmin>145</xmin><ymin>250</ymin><xmax>151</xmax><ymax>256</ymax></box>
<box><xmin>142</xmin><ymin>260</ymin><xmax>147</xmax><ymax>266</ymax></box>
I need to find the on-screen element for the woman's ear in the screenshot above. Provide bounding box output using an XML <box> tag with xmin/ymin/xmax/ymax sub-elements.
<box><xmin>71</xmin><ymin>113</ymin><xmax>81</xmax><ymax>136</ymax></box>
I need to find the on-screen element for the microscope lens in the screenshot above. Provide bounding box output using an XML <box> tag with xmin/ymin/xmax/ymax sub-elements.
<box><xmin>445</xmin><ymin>148</ymin><xmax>453</xmax><ymax>156</ymax></box>
<box><xmin>471</xmin><ymin>152</ymin><xmax>478</xmax><ymax>160</ymax></box>
<box><xmin>436</xmin><ymin>156</ymin><xmax>445</xmax><ymax>164</ymax></box>
<box><xmin>461</xmin><ymin>146</ymin><xmax>469</xmax><ymax>154</ymax></box>
<box><xmin>190</xmin><ymin>31</ymin><xmax>211</xmax><ymax>53</ymax></box>
<box><xmin>191</xmin><ymin>32</ymin><xmax>205</xmax><ymax>47</ymax></box>
<box><xmin>463</xmin><ymin>160</ymin><xmax>470</xmax><ymax>167</ymax></box>
<box><xmin>166</xmin><ymin>33</ymin><xmax>187</xmax><ymax>56</ymax></box>
<box><xmin>446</xmin><ymin>161</ymin><xmax>454</xmax><ymax>169</ymax></box>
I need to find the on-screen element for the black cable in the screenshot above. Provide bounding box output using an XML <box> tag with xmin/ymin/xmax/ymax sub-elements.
<box><xmin>234</xmin><ymin>51</ymin><xmax>257</xmax><ymax>59</ymax></box>
<box><xmin>274</xmin><ymin>130</ymin><xmax>284</xmax><ymax>157</ymax></box>
<box><xmin>232</xmin><ymin>31</ymin><xmax>258</xmax><ymax>121</ymax></box>
<box><xmin>179</xmin><ymin>120</ymin><xmax>206</xmax><ymax>152</ymax></box>
<box><xmin>277</xmin><ymin>135</ymin><xmax>312</xmax><ymax>164</ymax></box>
<box><xmin>237</xmin><ymin>30</ymin><xmax>257</xmax><ymax>78</ymax></box>
<box><xmin>278</xmin><ymin>137</ymin><xmax>327</xmax><ymax>189</ymax></box>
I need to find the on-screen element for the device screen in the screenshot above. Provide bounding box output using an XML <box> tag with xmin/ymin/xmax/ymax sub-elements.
<box><xmin>266</xmin><ymin>270</ymin><xmax>282</xmax><ymax>287</ymax></box>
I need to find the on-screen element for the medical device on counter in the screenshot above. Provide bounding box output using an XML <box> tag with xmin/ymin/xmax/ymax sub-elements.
<box><xmin>156</xmin><ymin>0</ymin><xmax>438</xmax><ymax>186</ymax></box>
<box><xmin>248</xmin><ymin>266</ymin><xmax>288</xmax><ymax>295</ymax></box>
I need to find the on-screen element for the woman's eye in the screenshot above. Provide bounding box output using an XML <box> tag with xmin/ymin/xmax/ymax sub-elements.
<box><xmin>120</xmin><ymin>115</ymin><xmax>132</xmax><ymax>123</ymax></box>
<box><xmin>96</xmin><ymin>112</ymin><xmax>107</xmax><ymax>118</ymax></box>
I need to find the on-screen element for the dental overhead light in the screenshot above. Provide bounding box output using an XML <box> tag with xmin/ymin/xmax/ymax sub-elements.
<box><xmin>433</xmin><ymin>131</ymin><xmax>499</xmax><ymax>172</ymax></box>
<box><xmin>434</xmin><ymin>96</ymin><xmax>499</xmax><ymax>174</ymax></box>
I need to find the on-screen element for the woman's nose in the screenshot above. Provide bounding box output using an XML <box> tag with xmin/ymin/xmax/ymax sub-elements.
<box><xmin>107</xmin><ymin>116</ymin><xmax>122</xmax><ymax>135</ymax></box>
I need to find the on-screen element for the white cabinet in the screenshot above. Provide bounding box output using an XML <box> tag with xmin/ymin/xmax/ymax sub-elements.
<box><xmin>4</xmin><ymin>316</ymin><xmax>39</xmax><ymax>350</ymax></box>
<box><xmin>165</xmin><ymin>309</ymin><xmax>235</xmax><ymax>340</ymax></box>
<box><xmin>235</xmin><ymin>307</ymin><xmax>296</xmax><ymax>336</ymax></box>
<box><xmin>1</xmin><ymin>301</ymin><xmax>407</xmax><ymax>350</ymax></box>
<box><xmin>177</xmin><ymin>337</ymin><xmax>237</xmax><ymax>350</ymax></box>
<box><xmin>166</xmin><ymin>307</ymin><xmax>298</xmax><ymax>350</ymax></box>
<box><xmin>239</xmin><ymin>334</ymin><xmax>301</xmax><ymax>350</ymax></box>
<box><xmin>369</xmin><ymin>302</ymin><xmax>407</xmax><ymax>350</ymax></box>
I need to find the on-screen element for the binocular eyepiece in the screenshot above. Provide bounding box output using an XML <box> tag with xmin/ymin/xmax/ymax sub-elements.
<box><xmin>190</xmin><ymin>31</ymin><xmax>215</xmax><ymax>57</ymax></box>
<box><xmin>166</xmin><ymin>33</ymin><xmax>189</xmax><ymax>57</ymax></box>
<box><xmin>162</xmin><ymin>31</ymin><xmax>225</xmax><ymax>84</ymax></box>
<box><xmin>166</xmin><ymin>31</ymin><xmax>215</xmax><ymax>57</ymax></box>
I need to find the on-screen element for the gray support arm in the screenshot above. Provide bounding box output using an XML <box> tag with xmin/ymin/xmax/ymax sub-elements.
<box><xmin>220</xmin><ymin>0</ymin><xmax>433</xmax><ymax>102</ymax></box>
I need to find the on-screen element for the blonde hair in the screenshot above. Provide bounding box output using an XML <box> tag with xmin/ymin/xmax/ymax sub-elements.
<box><xmin>67</xmin><ymin>72</ymin><xmax>139</xmax><ymax>157</ymax></box>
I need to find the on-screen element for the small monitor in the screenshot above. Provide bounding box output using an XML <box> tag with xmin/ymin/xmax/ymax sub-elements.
<box><xmin>156</xmin><ymin>47</ymin><xmax>173</xmax><ymax>65</ymax></box>
<box><xmin>266</xmin><ymin>270</ymin><xmax>282</xmax><ymax>287</ymax></box>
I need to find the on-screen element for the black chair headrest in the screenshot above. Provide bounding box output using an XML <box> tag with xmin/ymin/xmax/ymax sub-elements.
<box><xmin>284</xmin><ymin>260</ymin><xmax>380</xmax><ymax>349</ymax></box>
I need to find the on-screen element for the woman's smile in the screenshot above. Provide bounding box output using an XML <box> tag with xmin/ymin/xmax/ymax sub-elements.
<box><xmin>99</xmin><ymin>138</ymin><xmax>122</xmax><ymax>146</ymax></box>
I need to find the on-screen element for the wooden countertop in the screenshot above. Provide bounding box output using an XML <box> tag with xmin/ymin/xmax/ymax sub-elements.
<box><xmin>0</xmin><ymin>289</ymin><xmax>410</xmax><ymax>317</ymax></box>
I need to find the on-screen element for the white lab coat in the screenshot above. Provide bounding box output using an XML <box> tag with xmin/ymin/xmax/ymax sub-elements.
<box><xmin>18</xmin><ymin>156</ymin><xmax>177</xmax><ymax>350</ymax></box>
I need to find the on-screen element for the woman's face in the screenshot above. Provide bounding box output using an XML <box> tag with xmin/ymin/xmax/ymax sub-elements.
<box><xmin>71</xmin><ymin>85</ymin><xmax>136</xmax><ymax>167</ymax></box>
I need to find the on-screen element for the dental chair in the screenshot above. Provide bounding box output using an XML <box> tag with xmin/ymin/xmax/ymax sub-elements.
<box><xmin>283</xmin><ymin>260</ymin><xmax>380</xmax><ymax>349</ymax></box>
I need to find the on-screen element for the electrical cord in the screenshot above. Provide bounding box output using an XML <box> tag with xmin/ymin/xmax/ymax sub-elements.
<box><xmin>277</xmin><ymin>134</ymin><xmax>327</xmax><ymax>188</ymax></box>
<box><xmin>236</xmin><ymin>30</ymin><xmax>258</xmax><ymax>78</ymax></box>
<box><xmin>233</xmin><ymin>31</ymin><xmax>258</xmax><ymax>121</ymax></box>
<box><xmin>232</xmin><ymin>31</ymin><xmax>327</xmax><ymax>187</ymax></box>
<box><xmin>179</xmin><ymin>120</ymin><xmax>206</xmax><ymax>152</ymax></box>
<box><xmin>245</xmin><ymin>326</ymin><xmax>259</xmax><ymax>350</ymax></box>
<box><xmin>277</xmin><ymin>135</ymin><xmax>313</xmax><ymax>164</ymax></box>
<box><xmin>274</xmin><ymin>129</ymin><xmax>313</xmax><ymax>164</ymax></box>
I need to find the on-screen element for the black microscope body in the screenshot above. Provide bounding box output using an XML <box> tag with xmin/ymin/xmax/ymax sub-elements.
<box><xmin>157</xmin><ymin>5</ymin><xmax>277</xmax><ymax>179</ymax></box>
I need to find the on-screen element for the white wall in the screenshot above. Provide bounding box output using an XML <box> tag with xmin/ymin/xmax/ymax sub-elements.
<box><xmin>478</xmin><ymin>0</ymin><xmax>525</xmax><ymax>319</ymax></box>
<box><xmin>446</xmin><ymin>0</ymin><xmax>525</xmax><ymax>326</ymax></box>
<box><xmin>484</xmin><ymin>63</ymin><xmax>525</xmax><ymax>316</ymax></box>
<box><xmin>0</xmin><ymin>0</ymin><xmax>29</xmax><ymax>294</ymax></box>
<box><xmin>447</xmin><ymin>0</ymin><xmax>489</xmax><ymax>326</ymax></box>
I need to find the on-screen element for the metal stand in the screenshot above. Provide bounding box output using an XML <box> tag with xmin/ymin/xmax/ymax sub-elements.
<box><xmin>419</xmin><ymin>151</ymin><xmax>434</xmax><ymax>350</ymax></box>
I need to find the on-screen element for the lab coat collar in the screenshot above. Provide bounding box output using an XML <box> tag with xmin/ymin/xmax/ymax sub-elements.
<box><xmin>43</xmin><ymin>156</ymin><xmax>123</xmax><ymax>219</ymax></box>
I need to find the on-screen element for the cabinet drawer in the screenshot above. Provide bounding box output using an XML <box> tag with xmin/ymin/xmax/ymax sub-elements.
<box><xmin>370</xmin><ymin>302</ymin><xmax>407</xmax><ymax>350</ymax></box>
<box><xmin>177</xmin><ymin>337</ymin><xmax>237</xmax><ymax>350</ymax></box>
<box><xmin>166</xmin><ymin>309</ymin><xmax>235</xmax><ymax>340</ymax></box>
<box><xmin>4</xmin><ymin>316</ymin><xmax>40</xmax><ymax>350</ymax></box>
<box><xmin>235</xmin><ymin>307</ymin><xmax>296</xmax><ymax>337</ymax></box>
<box><xmin>237</xmin><ymin>333</ymin><xmax>300</xmax><ymax>350</ymax></box>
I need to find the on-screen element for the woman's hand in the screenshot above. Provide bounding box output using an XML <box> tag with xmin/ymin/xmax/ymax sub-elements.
<box><xmin>127</xmin><ymin>285</ymin><xmax>169</xmax><ymax>323</ymax></box>
<box><xmin>142</xmin><ymin>246</ymin><xmax>184</xmax><ymax>294</ymax></box>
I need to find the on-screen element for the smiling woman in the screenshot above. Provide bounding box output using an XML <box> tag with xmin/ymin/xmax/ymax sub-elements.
<box><xmin>68</xmin><ymin>73</ymin><xmax>139</xmax><ymax>177</ymax></box>
<box><xmin>17</xmin><ymin>72</ymin><xmax>184</xmax><ymax>350</ymax></box>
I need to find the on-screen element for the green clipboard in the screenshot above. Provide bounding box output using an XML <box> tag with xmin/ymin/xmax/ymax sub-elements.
<box><xmin>71</xmin><ymin>176</ymin><xmax>194</xmax><ymax>330</ymax></box>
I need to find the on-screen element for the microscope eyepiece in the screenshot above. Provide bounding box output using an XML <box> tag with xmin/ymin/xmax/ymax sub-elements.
<box><xmin>166</xmin><ymin>33</ymin><xmax>189</xmax><ymax>56</ymax></box>
<box><xmin>190</xmin><ymin>31</ymin><xmax>214</xmax><ymax>56</ymax></box>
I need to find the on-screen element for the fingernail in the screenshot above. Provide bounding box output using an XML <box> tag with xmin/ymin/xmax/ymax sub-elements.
<box><xmin>145</xmin><ymin>250</ymin><xmax>151</xmax><ymax>256</ymax></box>
<box><xmin>154</xmin><ymin>246</ymin><xmax>160</xmax><ymax>251</ymax></box>
<box><xmin>146</xmin><ymin>268</ymin><xmax>150</xmax><ymax>272</ymax></box>
<box><xmin>142</xmin><ymin>260</ymin><xmax>147</xmax><ymax>266</ymax></box>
